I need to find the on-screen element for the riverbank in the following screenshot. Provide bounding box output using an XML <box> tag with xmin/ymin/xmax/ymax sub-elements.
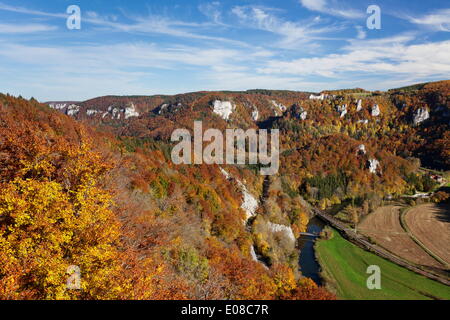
<box><xmin>315</xmin><ymin>229</ymin><xmax>450</xmax><ymax>300</ymax></box>
<box><xmin>297</xmin><ymin>217</ymin><xmax>325</xmax><ymax>285</ymax></box>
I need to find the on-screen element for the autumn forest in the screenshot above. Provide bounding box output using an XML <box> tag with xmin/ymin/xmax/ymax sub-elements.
<box><xmin>0</xmin><ymin>80</ymin><xmax>449</xmax><ymax>300</ymax></box>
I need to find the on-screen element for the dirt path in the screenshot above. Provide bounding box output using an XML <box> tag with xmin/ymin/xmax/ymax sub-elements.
<box><xmin>404</xmin><ymin>203</ymin><xmax>450</xmax><ymax>266</ymax></box>
<box><xmin>358</xmin><ymin>206</ymin><xmax>442</xmax><ymax>268</ymax></box>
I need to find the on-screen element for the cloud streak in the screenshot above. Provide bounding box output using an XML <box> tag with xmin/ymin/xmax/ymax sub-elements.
<box><xmin>258</xmin><ymin>35</ymin><xmax>450</xmax><ymax>79</ymax></box>
<box><xmin>0</xmin><ymin>23</ymin><xmax>57</xmax><ymax>33</ymax></box>
<box><xmin>0</xmin><ymin>1</ymin><xmax>448</xmax><ymax>101</ymax></box>
<box><xmin>406</xmin><ymin>8</ymin><xmax>450</xmax><ymax>31</ymax></box>
<box><xmin>0</xmin><ymin>2</ymin><xmax>248</xmax><ymax>46</ymax></box>
<box><xmin>0</xmin><ymin>2</ymin><xmax>66</xmax><ymax>18</ymax></box>
<box><xmin>299</xmin><ymin>0</ymin><xmax>364</xmax><ymax>19</ymax></box>
<box><xmin>231</xmin><ymin>6</ymin><xmax>344</xmax><ymax>48</ymax></box>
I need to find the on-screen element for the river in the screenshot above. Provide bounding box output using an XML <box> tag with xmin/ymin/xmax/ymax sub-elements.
<box><xmin>298</xmin><ymin>216</ymin><xmax>326</xmax><ymax>286</ymax></box>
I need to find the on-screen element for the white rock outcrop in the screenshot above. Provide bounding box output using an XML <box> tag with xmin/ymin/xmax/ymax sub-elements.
<box><xmin>294</xmin><ymin>106</ymin><xmax>308</xmax><ymax>120</ymax></box>
<box><xmin>252</xmin><ymin>108</ymin><xmax>259</xmax><ymax>121</ymax></box>
<box><xmin>336</xmin><ymin>105</ymin><xmax>347</xmax><ymax>118</ymax></box>
<box><xmin>356</xmin><ymin>99</ymin><xmax>363</xmax><ymax>112</ymax></box>
<box><xmin>368</xmin><ymin>159</ymin><xmax>380</xmax><ymax>174</ymax></box>
<box><xmin>66</xmin><ymin>104</ymin><xmax>80</xmax><ymax>116</ymax></box>
<box><xmin>267</xmin><ymin>222</ymin><xmax>296</xmax><ymax>243</ymax></box>
<box><xmin>250</xmin><ymin>245</ymin><xmax>268</xmax><ymax>268</ymax></box>
<box><xmin>124</xmin><ymin>103</ymin><xmax>139</xmax><ymax>119</ymax></box>
<box><xmin>250</xmin><ymin>246</ymin><xmax>258</xmax><ymax>262</ymax></box>
<box><xmin>156</xmin><ymin>103</ymin><xmax>183</xmax><ymax>115</ymax></box>
<box><xmin>237</xmin><ymin>180</ymin><xmax>259</xmax><ymax>220</ymax></box>
<box><xmin>86</xmin><ymin>109</ymin><xmax>99</xmax><ymax>116</ymax></box>
<box><xmin>358</xmin><ymin>144</ymin><xmax>367</xmax><ymax>155</ymax></box>
<box><xmin>100</xmin><ymin>104</ymin><xmax>139</xmax><ymax>120</ymax></box>
<box><xmin>299</xmin><ymin>110</ymin><xmax>308</xmax><ymax>121</ymax></box>
<box><xmin>270</xmin><ymin>100</ymin><xmax>287</xmax><ymax>116</ymax></box>
<box><xmin>108</xmin><ymin>106</ymin><xmax>120</xmax><ymax>119</ymax></box>
<box><xmin>371</xmin><ymin>104</ymin><xmax>381</xmax><ymax>117</ymax></box>
<box><xmin>309</xmin><ymin>94</ymin><xmax>327</xmax><ymax>100</ymax></box>
<box><xmin>49</xmin><ymin>103</ymin><xmax>67</xmax><ymax>110</ymax></box>
<box><xmin>219</xmin><ymin>167</ymin><xmax>231</xmax><ymax>180</ymax></box>
<box><xmin>219</xmin><ymin>168</ymin><xmax>258</xmax><ymax>221</ymax></box>
<box><xmin>413</xmin><ymin>108</ymin><xmax>430</xmax><ymax>125</ymax></box>
<box><xmin>271</xmin><ymin>100</ymin><xmax>287</xmax><ymax>112</ymax></box>
<box><xmin>213</xmin><ymin>100</ymin><xmax>234</xmax><ymax>120</ymax></box>
<box><xmin>158</xmin><ymin>104</ymin><xmax>168</xmax><ymax>115</ymax></box>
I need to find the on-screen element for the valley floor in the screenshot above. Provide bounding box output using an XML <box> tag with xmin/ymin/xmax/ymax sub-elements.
<box><xmin>358</xmin><ymin>205</ymin><xmax>443</xmax><ymax>268</ymax></box>
<box><xmin>315</xmin><ymin>229</ymin><xmax>450</xmax><ymax>300</ymax></box>
<box><xmin>404</xmin><ymin>204</ymin><xmax>450</xmax><ymax>266</ymax></box>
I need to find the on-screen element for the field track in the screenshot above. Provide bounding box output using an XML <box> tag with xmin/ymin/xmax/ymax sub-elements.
<box><xmin>313</xmin><ymin>208</ymin><xmax>450</xmax><ymax>286</ymax></box>
<box><xmin>404</xmin><ymin>204</ymin><xmax>450</xmax><ymax>266</ymax></box>
<box><xmin>315</xmin><ymin>229</ymin><xmax>450</xmax><ymax>300</ymax></box>
<box><xmin>358</xmin><ymin>206</ymin><xmax>442</xmax><ymax>268</ymax></box>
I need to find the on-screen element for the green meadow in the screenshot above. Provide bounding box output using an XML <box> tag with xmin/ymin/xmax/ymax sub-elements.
<box><xmin>315</xmin><ymin>229</ymin><xmax>450</xmax><ymax>300</ymax></box>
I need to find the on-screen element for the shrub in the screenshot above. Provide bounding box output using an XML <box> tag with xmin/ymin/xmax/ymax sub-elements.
<box><xmin>320</xmin><ymin>227</ymin><xmax>334</xmax><ymax>240</ymax></box>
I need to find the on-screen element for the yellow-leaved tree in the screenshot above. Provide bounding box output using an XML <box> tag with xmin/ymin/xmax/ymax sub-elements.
<box><xmin>0</xmin><ymin>128</ymin><xmax>125</xmax><ymax>299</ymax></box>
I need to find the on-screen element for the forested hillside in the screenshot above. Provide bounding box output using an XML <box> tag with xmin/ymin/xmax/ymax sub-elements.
<box><xmin>1</xmin><ymin>80</ymin><xmax>448</xmax><ymax>299</ymax></box>
<box><xmin>0</xmin><ymin>94</ymin><xmax>332</xmax><ymax>300</ymax></box>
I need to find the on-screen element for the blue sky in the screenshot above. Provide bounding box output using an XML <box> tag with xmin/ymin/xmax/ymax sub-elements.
<box><xmin>0</xmin><ymin>0</ymin><xmax>449</xmax><ymax>101</ymax></box>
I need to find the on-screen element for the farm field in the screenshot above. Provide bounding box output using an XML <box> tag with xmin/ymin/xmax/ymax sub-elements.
<box><xmin>358</xmin><ymin>206</ymin><xmax>442</xmax><ymax>268</ymax></box>
<box><xmin>404</xmin><ymin>204</ymin><xmax>450</xmax><ymax>265</ymax></box>
<box><xmin>315</xmin><ymin>229</ymin><xmax>450</xmax><ymax>300</ymax></box>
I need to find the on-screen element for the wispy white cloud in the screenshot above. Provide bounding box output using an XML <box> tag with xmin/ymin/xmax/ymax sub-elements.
<box><xmin>2</xmin><ymin>31</ymin><xmax>447</xmax><ymax>101</ymax></box>
<box><xmin>405</xmin><ymin>8</ymin><xmax>450</xmax><ymax>31</ymax></box>
<box><xmin>199</xmin><ymin>2</ymin><xmax>222</xmax><ymax>24</ymax></box>
<box><xmin>0</xmin><ymin>2</ymin><xmax>66</xmax><ymax>18</ymax></box>
<box><xmin>0</xmin><ymin>2</ymin><xmax>246</xmax><ymax>46</ymax></box>
<box><xmin>231</xmin><ymin>6</ymin><xmax>343</xmax><ymax>48</ymax></box>
<box><xmin>0</xmin><ymin>23</ymin><xmax>56</xmax><ymax>33</ymax></box>
<box><xmin>105</xmin><ymin>15</ymin><xmax>247</xmax><ymax>46</ymax></box>
<box><xmin>299</xmin><ymin>0</ymin><xmax>364</xmax><ymax>19</ymax></box>
<box><xmin>0</xmin><ymin>1</ymin><xmax>448</xmax><ymax>100</ymax></box>
<box><xmin>355</xmin><ymin>25</ymin><xmax>366</xmax><ymax>39</ymax></box>
<box><xmin>0</xmin><ymin>42</ymin><xmax>246</xmax><ymax>71</ymax></box>
<box><xmin>300</xmin><ymin>0</ymin><xmax>327</xmax><ymax>12</ymax></box>
<box><xmin>0</xmin><ymin>41</ymin><xmax>263</xmax><ymax>99</ymax></box>
<box><xmin>258</xmin><ymin>35</ymin><xmax>450</xmax><ymax>79</ymax></box>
